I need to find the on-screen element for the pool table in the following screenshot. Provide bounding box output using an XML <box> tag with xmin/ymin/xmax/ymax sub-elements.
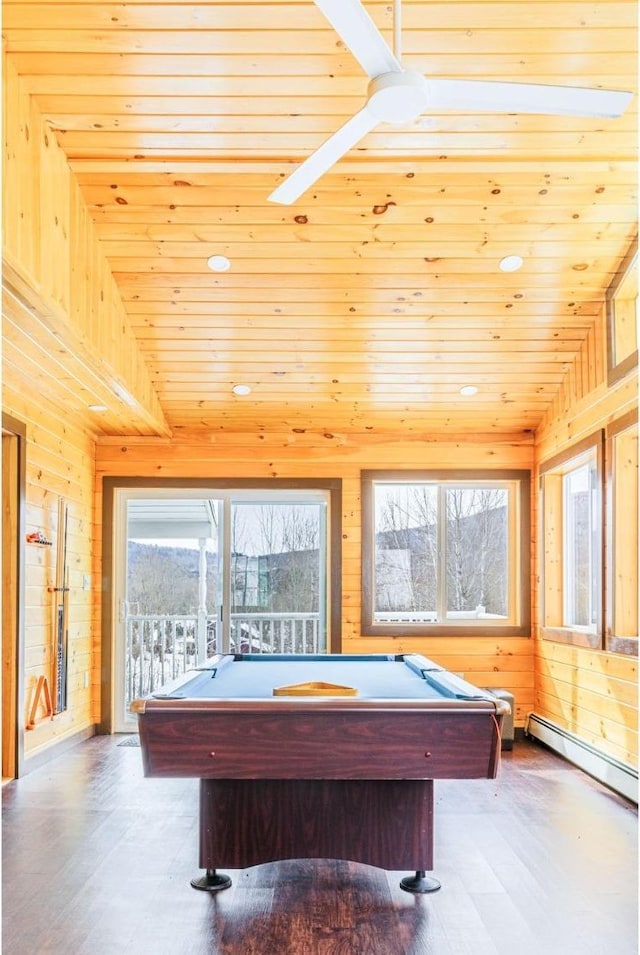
<box><xmin>132</xmin><ymin>653</ymin><xmax>508</xmax><ymax>893</ymax></box>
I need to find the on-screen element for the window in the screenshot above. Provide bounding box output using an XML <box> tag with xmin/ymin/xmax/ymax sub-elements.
<box><xmin>361</xmin><ymin>470</ymin><xmax>530</xmax><ymax>636</ymax></box>
<box><xmin>606</xmin><ymin>412</ymin><xmax>638</xmax><ymax>656</ymax></box>
<box><xmin>563</xmin><ymin>458</ymin><xmax>599</xmax><ymax>629</ymax></box>
<box><xmin>540</xmin><ymin>433</ymin><xmax>604</xmax><ymax>648</ymax></box>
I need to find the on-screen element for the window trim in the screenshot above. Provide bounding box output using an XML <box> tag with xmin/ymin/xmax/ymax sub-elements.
<box><xmin>539</xmin><ymin>431</ymin><xmax>604</xmax><ymax>649</ymax></box>
<box><xmin>605</xmin><ymin>409</ymin><xmax>638</xmax><ymax>656</ymax></box>
<box><xmin>361</xmin><ymin>469</ymin><xmax>531</xmax><ymax>638</ymax></box>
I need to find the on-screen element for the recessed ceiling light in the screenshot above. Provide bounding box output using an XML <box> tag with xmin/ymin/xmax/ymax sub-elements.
<box><xmin>459</xmin><ymin>385</ymin><xmax>478</xmax><ymax>397</ymax></box>
<box><xmin>232</xmin><ymin>384</ymin><xmax>251</xmax><ymax>396</ymax></box>
<box><xmin>499</xmin><ymin>255</ymin><xmax>523</xmax><ymax>273</ymax></box>
<box><xmin>207</xmin><ymin>254</ymin><xmax>231</xmax><ymax>272</ymax></box>
<box><xmin>88</xmin><ymin>404</ymin><xmax>108</xmax><ymax>412</ymax></box>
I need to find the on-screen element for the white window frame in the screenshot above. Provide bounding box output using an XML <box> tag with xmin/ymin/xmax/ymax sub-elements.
<box><xmin>540</xmin><ymin>432</ymin><xmax>604</xmax><ymax>649</ymax></box>
<box><xmin>562</xmin><ymin>453</ymin><xmax>599</xmax><ymax>632</ymax></box>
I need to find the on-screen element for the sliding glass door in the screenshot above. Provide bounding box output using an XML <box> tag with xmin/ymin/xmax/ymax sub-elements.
<box><xmin>112</xmin><ymin>487</ymin><xmax>329</xmax><ymax>731</ymax></box>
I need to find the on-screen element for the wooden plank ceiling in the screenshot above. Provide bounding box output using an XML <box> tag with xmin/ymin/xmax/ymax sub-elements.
<box><xmin>3</xmin><ymin>0</ymin><xmax>638</xmax><ymax>437</ymax></box>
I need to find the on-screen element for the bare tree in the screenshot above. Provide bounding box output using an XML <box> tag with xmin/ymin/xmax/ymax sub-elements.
<box><xmin>231</xmin><ymin>503</ymin><xmax>321</xmax><ymax>614</ymax></box>
<box><xmin>375</xmin><ymin>485</ymin><xmax>437</xmax><ymax>612</ymax></box>
<box><xmin>277</xmin><ymin>506</ymin><xmax>319</xmax><ymax>612</ymax></box>
<box><xmin>127</xmin><ymin>543</ymin><xmax>199</xmax><ymax>614</ymax></box>
<box><xmin>446</xmin><ymin>488</ymin><xmax>507</xmax><ymax>614</ymax></box>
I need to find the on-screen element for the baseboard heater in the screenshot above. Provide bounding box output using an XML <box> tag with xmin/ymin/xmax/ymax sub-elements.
<box><xmin>526</xmin><ymin>713</ymin><xmax>638</xmax><ymax>804</ymax></box>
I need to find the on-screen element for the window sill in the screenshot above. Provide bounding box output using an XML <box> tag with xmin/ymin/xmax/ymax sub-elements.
<box><xmin>361</xmin><ymin>622</ymin><xmax>531</xmax><ymax>638</ymax></box>
<box><xmin>541</xmin><ymin>626</ymin><xmax>601</xmax><ymax>649</ymax></box>
<box><xmin>605</xmin><ymin>634</ymin><xmax>639</xmax><ymax>657</ymax></box>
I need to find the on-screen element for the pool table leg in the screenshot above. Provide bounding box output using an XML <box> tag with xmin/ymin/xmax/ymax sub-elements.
<box><xmin>190</xmin><ymin>868</ymin><xmax>232</xmax><ymax>892</ymax></box>
<box><xmin>399</xmin><ymin>870</ymin><xmax>441</xmax><ymax>894</ymax></box>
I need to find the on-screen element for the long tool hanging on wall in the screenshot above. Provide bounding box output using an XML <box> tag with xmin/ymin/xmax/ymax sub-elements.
<box><xmin>52</xmin><ymin>497</ymin><xmax>70</xmax><ymax>714</ymax></box>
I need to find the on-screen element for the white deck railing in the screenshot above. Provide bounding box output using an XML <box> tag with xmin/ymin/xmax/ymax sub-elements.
<box><xmin>231</xmin><ymin>612</ymin><xmax>322</xmax><ymax>655</ymax></box>
<box><xmin>125</xmin><ymin>611</ymin><xmax>322</xmax><ymax>709</ymax></box>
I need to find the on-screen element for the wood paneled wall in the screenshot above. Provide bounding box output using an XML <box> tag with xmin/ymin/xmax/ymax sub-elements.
<box><xmin>1</xmin><ymin>384</ymin><xmax>98</xmax><ymax>758</ymax></box>
<box><xmin>2</xmin><ymin>53</ymin><xmax>165</xmax><ymax>759</ymax></box>
<box><xmin>95</xmin><ymin>433</ymin><xmax>536</xmax><ymax>725</ymax></box>
<box><xmin>535</xmin><ymin>309</ymin><xmax>638</xmax><ymax>767</ymax></box>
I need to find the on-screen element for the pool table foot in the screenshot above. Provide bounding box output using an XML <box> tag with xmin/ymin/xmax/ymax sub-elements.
<box><xmin>399</xmin><ymin>871</ymin><xmax>441</xmax><ymax>894</ymax></box>
<box><xmin>190</xmin><ymin>868</ymin><xmax>232</xmax><ymax>892</ymax></box>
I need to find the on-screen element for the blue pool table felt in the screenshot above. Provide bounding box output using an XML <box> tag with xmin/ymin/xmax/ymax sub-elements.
<box><xmin>155</xmin><ymin>654</ymin><xmax>489</xmax><ymax>702</ymax></box>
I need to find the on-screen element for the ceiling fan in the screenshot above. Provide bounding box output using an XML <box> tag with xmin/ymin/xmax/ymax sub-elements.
<box><xmin>268</xmin><ymin>0</ymin><xmax>632</xmax><ymax>205</ymax></box>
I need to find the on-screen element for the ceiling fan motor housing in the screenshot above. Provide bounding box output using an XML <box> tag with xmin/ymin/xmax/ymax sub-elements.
<box><xmin>366</xmin><ymin>70</ymin><xmax>430</xmax><ymax>124</ymax></box>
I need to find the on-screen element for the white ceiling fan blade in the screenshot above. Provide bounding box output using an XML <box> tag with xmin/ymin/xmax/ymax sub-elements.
<box><xmin>426</xmin><ymin>78</ymin><xmax>632</xmax><ymax>119</ymax></box>
<box><xmin>268</xmin><ymin>107</ymin><xmax>378</xmax><ymax>205</ymax></box>
<box><xmin>314</xmin><ymin>0</ymin><xmax>401</xmax><ymax>78</ymax></box>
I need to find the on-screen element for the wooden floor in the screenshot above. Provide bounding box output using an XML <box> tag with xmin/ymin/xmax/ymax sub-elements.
<box><xmin>2</xmin><ymin>737</ymin><xmax>637</xmax><ymax>955</ymax></box>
